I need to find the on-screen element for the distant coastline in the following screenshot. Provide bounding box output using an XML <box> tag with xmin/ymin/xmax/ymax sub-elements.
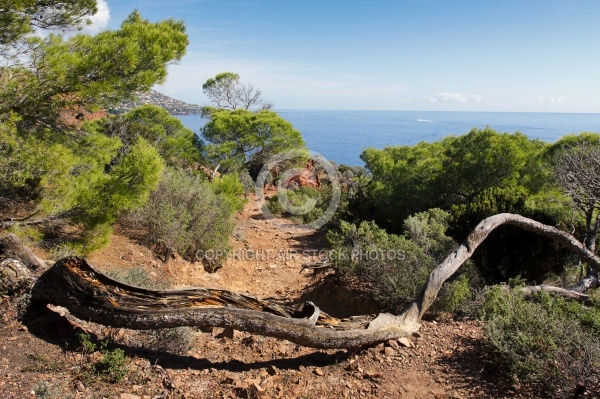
<box><xmin>109</xmin><ymin>90</ymin><xmax>202</xmax><ymax>115</ymax></box>
<box><xmin>177</xmin><ymin>110</ymin><xmax>600</xmax><ymax>167</ymax></box>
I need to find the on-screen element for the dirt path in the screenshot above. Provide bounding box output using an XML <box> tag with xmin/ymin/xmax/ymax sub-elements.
<box><xmin>0</xmin><ymin>197</ymin><xmax>531</xmax><ymax>398</ymax></box>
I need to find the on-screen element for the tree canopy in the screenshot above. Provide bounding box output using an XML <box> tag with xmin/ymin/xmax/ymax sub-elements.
<box><xmin>1</xmin><ymin>11</ymin><xmax>188</xmax><ymax>133</ymax></box>
<box><xmin>201</xmin><ymin>108</ymin><xmax>306</xmax><ymax>174</ymax></box>
<box><xmin>0</xmin><ymin>0</ymin><xmax>97</xmax><ymax>46</ymax></box>
<box><xmin>99</xmin><ymin>105</ymin><xmax>203</xmax><ymax>169</ymax></box>
<box><xmin>361</xmin><ymin>127</ymin><xmax>547</xmax><ymax>231</ymax></box>
<box><xmin>0</xmin><ymin>10</ymin><xmax>189</xmax><ymax>252</ymax></box>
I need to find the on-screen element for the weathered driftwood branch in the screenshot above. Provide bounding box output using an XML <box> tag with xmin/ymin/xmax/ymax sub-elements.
<box><xmin>520</xmin><ymin>285</ymin><xmax>590</xmax><ymax>303</ymax></box>
<box><xmin>31</xmin><ymin>257</ymin><xmax>414</xmax><ymax>349</ymax></box>
<box><xmin>400</xmin><ymin>213</ymin><xmax>600</xmax><ymax>323</ymax></box>
<box><xmin>27</xmin><ymin>213</ymin><xmax>600</xmax><ymax>349</ymax></box>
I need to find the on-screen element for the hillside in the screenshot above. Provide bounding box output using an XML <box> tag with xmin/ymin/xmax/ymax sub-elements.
<box><xmin>109</xmin><ymin>90</ymin><xmax>203</xmax><ymax>115</ymax></box>
<box><xmin>0</xmin><ymin>197</ymin><xmax>530</xmax><ymax>399</ymax></box>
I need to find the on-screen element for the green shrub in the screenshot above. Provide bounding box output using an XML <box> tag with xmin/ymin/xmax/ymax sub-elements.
<box><xmin>403</xmin><ymin>208</ymin><xmax>456</xmax><ymax>262</ymax></box>
<box><xmin>127</xmin><ymin>167</ymin><xmax>234</xmax><ymax>266</ymax></box>
<box><xmin>211</xmin><ymin>173</ymin><xmax>246</xmax><ymax>213</ymax></box>
<box><xmin>77</xmin><ymin>333</ymin><xmax>129</xmax><ymax>383</ymax></box>
<box><xmin>6</xmin><ymin>225</ymin><xmax>42</xmax><ymax>246</ymax></box>
<box><xmin>93</xmin><ymin>346</ymin><xmax>128</xmax><ymax>383</ymax></box>
<box><xmin>327</xmin><ymin>211</ymin><xmax>478</xmax><ymax>314</ymax></box>
<box><xmin>481</xmin><ymin>286</ymin><xmax>600</xmax><ymax>396</ymax></box>
<box><xmin>327</xmin><ymin>220</ymin><xmax>433</xmax><ymax>311</ymax></box>
<box><xmin>267</xmin><ymin>186</ymin><xmax>330</xmax><ymax>225</ymax></box>
<box><xmin>238</xmin><ymin>169</ymin><xmax>255</xmax><ymax>196</ymax></box>
<box><xmin>431</xmin><ymin>273</ymin><xmax>472</xmax><ymax>314</ymax></box>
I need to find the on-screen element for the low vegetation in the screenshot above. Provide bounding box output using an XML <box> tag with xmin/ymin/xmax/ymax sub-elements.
<box><xmin>481</xmin><ymin>284</ymin><xmax>600</xmax><ymax>396</ymax></box>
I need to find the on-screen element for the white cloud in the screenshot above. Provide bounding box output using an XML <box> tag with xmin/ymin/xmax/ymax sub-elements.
<box><xmin>81</xmin><ymin>0</ymin><xmax>110</xmax><ymax>34</ymax></box>
<box><xmin>537</xmin><ymin>96</ymin><xmax>565</xmax><ymax>104</ymax></box>
<box><xmin>428</xmin><ymin>92</ymin><xmax>483</xmax><ymax>103</ymax></box>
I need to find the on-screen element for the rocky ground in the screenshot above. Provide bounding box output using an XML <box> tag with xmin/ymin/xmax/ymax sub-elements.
<box><xmin>0</xmin><ymin>198</ymin><xmax>535</xmax><ymax>399</ymax></box>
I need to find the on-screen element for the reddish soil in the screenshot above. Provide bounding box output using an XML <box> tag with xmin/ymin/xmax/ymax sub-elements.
<box><xmin>0</xmin><ymin>198</ymin><xmax>534</xmax><ymax>399</ymax></box>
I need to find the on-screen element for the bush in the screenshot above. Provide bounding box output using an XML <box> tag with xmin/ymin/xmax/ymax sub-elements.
<box><xmin>266</xmin><ymin>185</ymin><xmax>337</xmax><ymax>227</ymax></box>
<box><xmin>92</xmin><ymin>346</ymin><xmax>128</xmax><ymax>383</ymax></box>
<box><xmin>128</xmin><ymin>167</ymin><xmax>234</xmax><ymax>266</ymax></box>
<box><xmin>481</xmin><ymin>286</ymin><xmax>600</xmax><ymax>397</ymax></box>
<box><xmin>211</xmin><ymin>173</ymin><xmax>246</xmax><ymax>213</ymax></box>
<box><xmin>32</xmin><ymin>381</ymin><xmax>67</xmax><ymax>399</ymax></box>
<box><xmin>431</xmin><ymin>273</ymin><xmax>473</xmax><ymax>315</ymax></box>
<box><xmin>327</xmin><ymin>220</ymin><xmax>433</xmax><ymax>311</ymax></box>
<box><xmin>77</xmin><ymin>333</ymin><xmax>129</xmax><ymax>383</ymax></box>
<box><xmin>327</xmin><ymin>211</ymin><xmax>478</xmax><ymax>314</ymax></box>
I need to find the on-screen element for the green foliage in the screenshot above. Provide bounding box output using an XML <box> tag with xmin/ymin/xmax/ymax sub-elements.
<box><xmin>328</xmin><ymin>211</ymin><xmax>478</xmax><ymax>314</ymax></box>
<box><xmin>403</xmin><ymin>209</ymin><xmax>478</xmax><ymax>313</ymax></box>
<box><xmin>481</xmin><ymin>287</ymin><xmax>600</xmax><ymax>395</ymax></box>
<box><xmin>2</xmin><ymin>11</ymin><xmax>188</xmax><ymax>132</ymax></box>
<box><xmin>238</xmin><ymin>169</ymin><xmax>255</xmax><ymax>196</ymax></box>
<box><xmin>0</xmin><ymin>0</ymin><xmax>96</xmax><ymax>46</ymax></box>
<box><xmin>267</xmin><ymin>186</ymin><xmax>328</xmax><ymax>225</ymax></box>
<box><xmin>1</xmin><ymin>120</ymin><xmax>164</xmax><ymax>253</ymax></box>
<box><xmin>0</xmin><ymin>10</ymin><xmax>187</xmax><ymax>254</ymax></box>
<box><xmin>403</xmin><ymin>208</ymin><xmax>456</xmax><ymax>262</ymax></box>
<box><xmin>77</xmin><ymin>333</ymin><xmax>129</xmax><ymax>383</ymax></box>
<box><xmin>358</xmin><ymin>128</ymin><xmax>595</xmax><ymax>284</ymax></box>
<box><xmin>361</xmin><ymin>127</ymin><xmax>547</xmax><ymax>231</ymax></box>
<box><xmin>327</xmin><ymin>220</ymin><xmax>434</xmax><ymax>311</ymax></box>
<box><xmin>450</xmin><ymin>187</ymin><xmax>528</xmax><ymax>235</ymax></box>
<box><xmin>6</xmin><ymin>225</ymin><xmax>43</xmax><ymax>246</ymax></box>
<box><xmin>128</xmin><ymin>168</ymin><xmax>234</xmax><ymax>265</ymax></box>
<box><xmin>211</xmin><ymin>174</ymin><xmax>247</xmax><ymax>213</ymax></box>
<box><xmin>92</xmin><ymin>347</ymin><xmax>128</xmax><ymax>383</ymax></box>
<box><xmin>77</xmin><ymin>333</ymin><xmax>98</xmax><ymax>354</ymax></box>
<box><xmin>101</xmin><ymin>105</ymin><xmax>203</xmax><ymax>168</ymax></box>
<box><xmin>361</xmin><ymin>139</ymin><xmax>447</xmax><ymax>228</ymax></box>
<box><xmin>432</xmin><ymin>273</ymin><xmax>473</xmax><ymax>314</ymax></box>
<box><xmin>201</xmin><ymin>108</ymin><xmax>306</xmax><ymax>174</ymax></box>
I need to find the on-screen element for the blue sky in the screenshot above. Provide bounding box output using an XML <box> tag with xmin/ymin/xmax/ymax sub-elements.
<box><xmin>95</xmin><ymin>1</ymin><xmax>600</xmax><ymax>112</ymax></box>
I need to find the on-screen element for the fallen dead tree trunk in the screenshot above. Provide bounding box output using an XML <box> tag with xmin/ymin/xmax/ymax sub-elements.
<box><xmin>26</xmin><ymin>213</ymin><xmax>600</xmax><ymax>349</ymax></box>
<box><xmin>31</xmin><ymin>257</ymin><xmax>416</xmax><ymax>349</ymax></box>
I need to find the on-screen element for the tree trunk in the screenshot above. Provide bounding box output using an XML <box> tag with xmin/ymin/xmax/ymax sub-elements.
<box><xmin>164</xmin><ymin>247</ymin><xmax>171</xmax><ymax>265</ymax></box>
<box><xmin>31</xmin><ymin>257</ymin><xmax>414</xmax><ymax>349</ymax></box>
<box><xmin>28</xmin><ymin>213</ymin><xmax>600</xmax><ymax>349</ymax></box>
<box><xmin>0</xmin><ymin>233</ymin><xmax>48</xmax><ymax>270</ymax></box>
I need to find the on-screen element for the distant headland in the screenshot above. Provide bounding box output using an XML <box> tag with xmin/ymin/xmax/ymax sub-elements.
<box><xmin>109</xmin><ymin>90</ymin><xmax>202</xmax><ymax>115</ymax></box>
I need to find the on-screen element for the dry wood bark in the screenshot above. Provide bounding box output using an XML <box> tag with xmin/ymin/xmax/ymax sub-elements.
<box><xmin>0</xmin><ymin>233</ymin><xmax>48</xmax><ymax>269</ymax></box>
<box><xmin>28</xmin><ymin>213</ymin><xmax>600</xmax><ymax>349</ymax></box>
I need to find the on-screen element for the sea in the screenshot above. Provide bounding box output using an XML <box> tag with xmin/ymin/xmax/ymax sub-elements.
<box><xmin>176</xmin><ymin>110</ymin><xmax>600</xmax><ymax>167</ymax></box>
